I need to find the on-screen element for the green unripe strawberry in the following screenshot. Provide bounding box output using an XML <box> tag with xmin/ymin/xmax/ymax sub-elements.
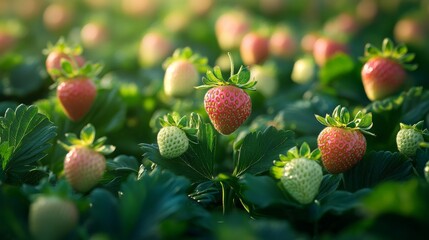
<box><xmin>157</xmin><ymin>113</ymin><xmax>198</xmax><ymax>159</ymax></box>
<box><xmin>272</xmin><ymin>143</ymin><xmax>323</xmax><ymax>204</ymax></box>
<box><xmin>158</xmin><ymin>126</ymin><xmax>189</xmax><ymax>159</ymax></box>
<box><xmin>315</xmin><ymin>106</ymin><xmax>374</xmax><ymax>174</ymax></box>
<box><xmin>396</xmin><ymin>121</ymin><xmax>428</xmax><ymax>157</ymax></box>
<box><xmin>59</xmin><ymin>124</ymin><xmax>115</xmax><ymax>193</ymax></box>
<box><xmin>424</xmin><ymin>161</ymin><xmax>429</xmax><ymax>183</ymax></box>
<box><xmin>29</xmin><ymin>195</ymin><xmax>78</xmax><ymax>240</ymax></box>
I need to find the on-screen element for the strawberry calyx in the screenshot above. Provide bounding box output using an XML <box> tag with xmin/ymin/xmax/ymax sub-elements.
<box><xmin>42</xmin><ymin>37</ymin><xmax>83</xmax><ymax>57</ymax></box>
<box><xmin>159</xmin><ymin>112</ymin><xmax>198</xmax><ymax>144</ymax></box>
<box><xmin>360</xmin><ymin>38</ymin><xmax>417</xmax><ymax>71</ymax></box>
<box><xmin>162</xmin><ymin>47</ymin><xmax>208</xmax><ymax>73</ymax></box>
<box><xmin>272</xmin><ymin>142</ymin><xmax>321</xmax><ymax>179</ymax></box>
<box><xmin>195</xmin><ymin>53</ymin><xmax>257</xmax><ymax>90</ymax></box>
<box><xmin>52</xmin><ymin>59</ymin><xmax>103</xmax><ymax>83</ymax></box>
<box><xmin>400</xmin><ymin>121</ymin><xmax>429</xmax><ymax>148</ymax></box>
<box><xmin>315</xmin><ymin>105</ymin><xmax>375</xmax><ymax>136</ymax></box>
<box><xmin>58</xmin><ymin>124</ymin><xmax>115</xmax><ymax>155</ymax></box>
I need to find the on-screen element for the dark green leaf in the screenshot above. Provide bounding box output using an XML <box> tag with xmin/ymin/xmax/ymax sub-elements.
<box><xmin>89</xmin><ymin>188</ymin><xmax>121</xmax><ymax>236</ymax></box>
<box><xmin>237</xmin><ymin>67</ymin><xmax>251</xmax><ymax>85</ymax></box>
<box><xmin>233</xmin><ymin>127</ymin><xmax>295</xmax><ymax>176</ymax></box>
<box><xmin>343</xmin><ymin>151</ymin><xmax>414</xmax><ymax>192</ymax></box>
<box><xmin>319</xmin><ymin>53</ymin><xmax>355</xmax><ymax>84</ymax></box>
<box><xmin>60</xmin><ymin>59</ymin><xmax>74</xmax><ymax>75</ymax></box>
<box><xmin>0</xmin><ymin>104</ymin><xmax>57</xmax><ymax>185</ymax></box>
<box><xmin>315</xmin><ymin>189</ymin><xmax>370</xmax><ymax>219</ymax></box>
<box><xmin>316</xmin><ymin>174</ymin><xmax>342</xmax><ymax>201</ymax></box>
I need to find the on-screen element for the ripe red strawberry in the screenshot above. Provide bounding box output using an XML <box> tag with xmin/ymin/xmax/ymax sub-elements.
<box><xmin>162</xmin><ymin>47</ymin><xmax>208</xmax><ymax>98</ymax></box>
<box><xmin>59</xmin><ymin>124</ymin><xmax>115</xmax><ymax>192</ymax></box>
<box><xmin>361</xmin><ymin>38</ymin><xmax>417</xmax><ymax>101</ymax></box>
<box><xmin>316</xmin><ymin>106</ymin><xmax>374</xmax><ymax>174</ymax></box>
<box><xmin>196</xmin><ymin>54</ymin><xmax>256</xmax><ymax>135</ymax></box>
<box><xmin>240</xmin><ymin>32</ymin><xmax>270</xmax><ymax>65</ymax></box>
<box><xmin>29</xmin><ymin>195</ymin><xmax>78</xmax><ymax>240</ymax></box>
<box><xmin>313</xmin><ymin>37</ymin><xmax>348</xmax><ymax>66</ymax></box>
<box><xmin>44</xmin><ymin>38</ymin><xmax>85</xmax><ymax>79</ymax></box>
<box><xmin>272</xmin><ymin>142</ymin><xmax>323</xmax><ymax>205</ymax></box>
<box><xmin>57</xmin><ymin>77</ymin><xmax>96</xmax><ymax>121</ymax></box>
<box><xmin>269</xmin><ymin>26</ymin><xmax>297</xmax><ymax>59</ymax></box>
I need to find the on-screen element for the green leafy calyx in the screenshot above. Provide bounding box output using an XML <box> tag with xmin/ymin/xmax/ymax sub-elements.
<box><xmin>271</xmin><ymin>142</ymin><xmax>320</xmax><ymax>179</ymax></box>
<box><xmin>195</xmin><ymin>53</ymin><xmax>257</xmax><ymax>90</ymax></box>
<box><xmin>159</xmin><ymin>112</ymin><xmax>198</xmax><ymax>144</ymax></box>
<box><xmin>162</xmin><ymin>47</ymin><xmax>208</xmax><ymax>73</ymax></box>
<box><xmin>315</xmin><ymin>105</ymin><xmax>375</xmax><ymax>136</ymax></box>
<box><xmin>58</xmin><ymin>124</ymin><xmax>115</xmax><ymax>155</ymax></box>
<box><xmin>42</xmin><ymin>37</ymin><xmax>83</xmax><ymax>56</ymax></box>
<box><xmin>361</xmin><ymin>38</ymin><xmax>417</xmax><ymax>71</ymax></box>
<box><xmin>52</xmin><ymin>59</ymin><xmax>103</xmax><ymax>82</ymax></box>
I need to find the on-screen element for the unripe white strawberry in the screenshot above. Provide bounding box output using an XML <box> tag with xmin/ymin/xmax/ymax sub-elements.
<box><xmin>250</xmin><ymin>65</ymin><xmax>278</xmax><ymax>98</ymax></box>
<box><xmin>272</xmin><ymin>142</ymin><xmax>323</xmax><ymax>205</ymax></box>
<box><xmin>157</xmin><ymin>126</ymin><xmax>189</xmax><ymax>159</ymax></box>
<box><xmin>291</xmin><ymin>56</ymin><xmax>315</xmax><ymax>84</ymax></box>
<box><xmin>162</xmin><ymin>47</ymin><xmax>207</xmax><ymax>98</ymax></box>
<box><xmin>164</xmin><ymin>60</ymin><xmax>199</xmax><ymax>98</ymax></box>
<box><xmin>29</xmin><ymin>196</ymin><xmax>78</xmax><ymax>240</ymax></box>
<box><xmin>59</xmin><ymin>124</ymin><xmax>115</xmax><ymax>193</ymax></box>
<box><xmin>156</xmin><ymin>113</ymin><xmax>198</xmax><ymax>159</ymax></box>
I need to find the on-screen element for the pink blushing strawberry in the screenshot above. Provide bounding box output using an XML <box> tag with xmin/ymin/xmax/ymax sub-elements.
<box><xmin>196</xmin><ymin>54</ymin><xmax>256</xmax><ymax>135</ymax></box>
<box><xmin>44</xmin><ymin>38</ymin><xmax>85</xmax><ymax>79</ymax></box>
<box><xmin>313</xmin><ymin>37</ymin><xmax>348</xmax><ymax>66</ymax></box>
<box><xmin>316</xmin><ymin>106</ymin><xmax>374</xmax><ymax>174</ymax></box>
<box><xmin>240</xmin><ymin>32</ymin><xmax>270</xmax><ymax>66</ymax></box>
<box><xmin>215</xmin><ymin>10</ymin><xmax>250</xmax><ymax>51</ymax></box>
<box><xmin>360</xmin><ymin>38</ymin><xmax>417</xmax><ymax>101</ymax></box>
<box><xmin>57</xmin><ymin>77</ymin><xmax>96</xmax><ymax>121</ymax></box>
<box><xmin>59</xmin><ymin>124</ymin><xmax>115</xmax><ymax>193</ymax></box>
<box><xmin>204</xmin><ymin>86</ymin><xmax>251</xmax><ymax>135</ymax></box>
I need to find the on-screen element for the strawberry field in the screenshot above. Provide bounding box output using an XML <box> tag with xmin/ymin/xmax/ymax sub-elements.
<box><xmin>2</xmin><ymin>0</ymin><xmax>429</xmax><ymax>239</ymax></box>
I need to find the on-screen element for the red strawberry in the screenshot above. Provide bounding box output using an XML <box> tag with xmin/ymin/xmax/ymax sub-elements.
<box><xmin>80</xmin><ymin>22</ymin><xmax>109</xmax><ymax>48</ymax></box>
<box><xmin>0</xmin><ymin>32</ymin><xmax>16</xmax><ymax>55</ymax></box>
<box><xmin>315</xmin><ymin>106</ymin><xmax>374</xmax><ymax>174</ymax></box>
<box><xmin>59</xmin><ymin>124</ymin><xmax>115</xmax><ymax>193</ymax></box>
<box><xmin>139</xmin><ymin>31</ymin><xmax>173</xmax><ymax>68</ymax></box>
<box><xmin>43</xmin><ymin>3</ymin><xmax>74</xmax><ymax>32</ymax></box>
<box><xmin>313</xmin><ymin>37</ymin><xmax>348</xmax><ymax>66</ymax></box>
<box><xmin>57</xmin><ymin>77</ymin><xmax>96</xmax><ymax>121</ymax></box>
<box><xmin>361</xmin><ymin>38</ymin><xmax>417</xmax><ymax>101</ymax></box>
<box><xmin>44</xmin><ymin>38</ymin><xmax>85</xmax><ymax>79</ymax></box>
<box><xmin>196</xmin><ymin>54</ymin><xmax>256</xmax><ymax>135</ymax></box>
<box><xmin>269</xmin><ymin>26</ymin><xmax>297</xmax><ymax>59</ymax></box>
<box><xmin>394</xmin><ymin>18</ymin><xmax>425</xmax><ymax>47</ymax></box>
<box><xmin>240</xmin><ymin>32</ymin><xmax>270</xmax><ymax>66</ymax></box>
<box><xmin>29</xmin><ymin>195</ymin><xmax>78</xmax><ymax>240</ymax></box>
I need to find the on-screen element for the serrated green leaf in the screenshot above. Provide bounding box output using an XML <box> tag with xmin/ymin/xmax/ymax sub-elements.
<box><xmin>0</xmin><ymin>141</ymin><xmax>14</xmax><ymax>170</ymax></box>
<box><xmin>0</xmin><ymin>104</ymin><xmax>57</xmax><ymax>184</ymax></box>
<box><xmin>233</xmin><ymin>127</ymin><xmax>295</xmax><ymax>176</ymax></box>
<box><xmin>343</xmin><ymin>151</ymin><xmax>414</xmax><ymax>192</ymax></box>
<box><xmin>80</xmin><ymin>124</ymin><xmax>95</xmax><ymax>145</ymax></box>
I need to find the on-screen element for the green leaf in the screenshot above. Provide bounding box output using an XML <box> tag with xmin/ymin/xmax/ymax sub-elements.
<box><xmin>213</xmin><ymin>66</ymin><xmax>224</xmax><ymax>80</ymax></box>
<box><xmin>315</xmin><ymin>189</ymin><xmax>371</xmax><ymax>219</ymax></box>
<box><xmin>60</xmin><ymin>59</ymin><xmax>74</xmax><ymax>75</ymax></box>
<box><xmin>237</xmin><ymin>66</ymin><xmax>250</xmax><ymax>85</ymax></box>
<box><xmin>141</xmin><ymin>114</ymin><xmax>215</xmax><ymax>182</ymax></box>
<box><xmin>0</xmin><ymin>104</ymin><xmax>57</xmax><ymax>184</ymax></box>
<box><xmin>343</xmin><ymin>151</ymin><xmax>414</xmax><ymax>192</ymax></box>
<box><xmin>319</xmin><ymin>53</ymin><xmax>355</xmax><ymax>84</ymax></box>
<box><xmin>119</xmin><ymin>168</ymin><xmax>210</xmax><ymax>239</ymax></box>
<box><xmin>316</xmin><ymin>174</ymin><xmax>342</xmax><ymax>201</ymax></box>
<box><xmin>233</xmin><ymin>127</ymin><xmax>295</xmax><ymax>176</ymax></box>
<box><xmin>382</xmin><ymin>38</ymin><xmax>394</xmax><ymax>55</ymax></box>
<box><xmin>299</xmin><ymin>142</ymin><xmax>310</xmax><ymax>157</ymax></box>
<box><xmin>88</xmin><ymin>188</ymin><xmax>121</xmax><ymax>237</ymax></box>
<box><xmin>80</xmin><ymin>124</ymin><xmax>96</xmax><ymax>145</ymax></box>
<box><xmin>0</xmin><ymin>141</ymin><xmax>14</xmax><ymax>170</ymax></box>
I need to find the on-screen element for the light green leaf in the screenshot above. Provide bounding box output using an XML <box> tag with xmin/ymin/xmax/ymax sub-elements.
<box><xmin>80</xmin><ymin>124</ymin><xmax>96</xmax><ymax>145</ymax></box>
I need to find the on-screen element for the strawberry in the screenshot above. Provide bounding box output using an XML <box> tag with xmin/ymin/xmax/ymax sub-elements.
<box><xmin>29</xmin><ymin>195</ymin><xmax>78</xmax><ymax>240</ymax></box>
<box><xmin>196</xmin><ymin>54</ymin><xmax>256</xmax><ymax>135</ymax></box>
<box><xmin>240</xmin><ymin>32</ymin><xmax>270</xmax><ymax>66</ymax></box>
<box><xmin>80</xmin><ymin>22</ymin><xmax>109</xmax><ymax>48</ymax></box>
<box><xmin>272</xmin><ymin>142</ymin><xmax>323</xmax><ymax>204</ymax></box>
<box><xmin>396</xmin><ymin>121</ymin><xmax>429</xmax><ymax>157</ymax></box>
<box><xmin>162</xmin><ymin>47</ymin><xmax>208</xmax><ymax>98</ymax></box>
<box><xmin>215</xmin><ymin>10</ymin><xmax>250</xmax><ymax>51</ymax></box>
<box><xmin>157</xmin><ymin>113</ymin><xmax>198</xmax><ymax>159</ymax></box>
<box><xmin>55</xmin><ymin>59</ymin><xmax>102</xmax><ymax>121</ymax></box>
<box><xmin>138</xmin><ymin>31</ymin><xmax>173</xmax><ymax>68</ymax></box>
<box><xmin>43</xmin><ymin>3</ymin><xmax>74</xmax><ymax>32</ymax></box>
<box><xmin>291</xmin><ymin>56</ymin><xmax>315</xmax><ymax>84</ymax></box>
<box><xmin>250</xmin><ymin>64</ymin><xmax>278</xmax><ymax>98</ymax></box>
<box><xmin>269</xmin><ymin>26</ymin><xmax>297</xmax><ymax>59</ymax></box>
<box><xmin>313</xmin><ymin>37</ymin><xmax>348</xmax><ymax>66</ymax></box>
<box><xmin>360</xmin><ymin>38</ymin><xmax>417</xmax><ymax>101</ymax></box>
<box><xmin>59</xmin><ymin>124</ymin><xmax>115</xmax><ymax>192</ymax></box>
<box><xmin>316</xmin><ymin>106</ymin><xmax>374</xmax><ymax>174</ymax></box>
<box><xmin>43</xmin><ymin>38</ymin><xmax>85</xmax><ymax>80</ymax></box>
<box><xmin>394</xmin><ymin>18</ymin><xmax>425</xmax><ymax>47</ymax></box>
